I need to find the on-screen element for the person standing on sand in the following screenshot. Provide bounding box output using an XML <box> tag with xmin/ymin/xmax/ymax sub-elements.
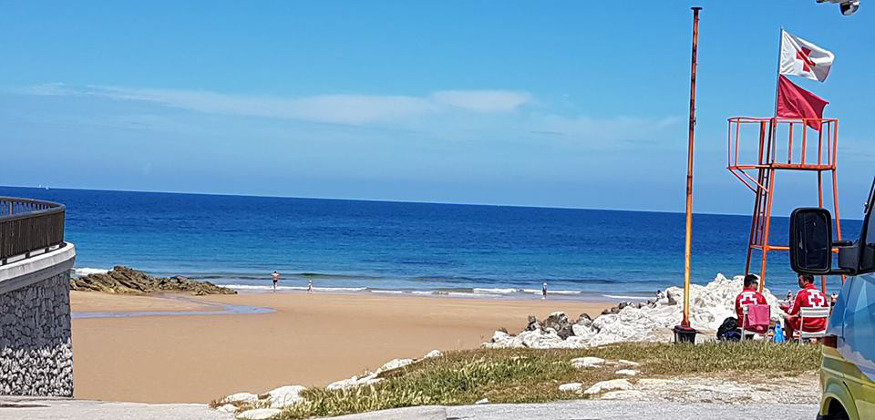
<box><xmin>542</xmin><ymin>282</ymin><xmax>547</xmax><ymax>300</ymax></box>
<box><xmin>271</xmin><ymin>270</ymin><xmax>279</xmax><ymax>292</ymax></box>
<box><xmin>307</xmin><ymin>278</ymin><xmax>313</xmax><ymax>293</ymax></box>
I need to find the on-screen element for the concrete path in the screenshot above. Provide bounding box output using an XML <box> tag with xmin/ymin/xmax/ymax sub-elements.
<box><xmin>445</xmin><ymin>400</ymin><xmax>819</xmax><ymax>420</ymax></box>
<box><xmin>0</xmin><ymin>397</ymin><xmax>820</xmax><ymax>419</ymax></box>
<box><xmin>0</xmin><ymin>396</ymin><xmax>233</xmax><ymax>420</ymax></box>
<box><xmin>322</xmin><ymin>401</ymin><xmax>819</xmax><ymax>420</ymax></box>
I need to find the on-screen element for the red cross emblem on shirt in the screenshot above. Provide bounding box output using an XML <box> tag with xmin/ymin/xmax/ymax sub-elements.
<box><xmin>796</xmin><ymin>46</ymin><xmax>816</xmax><ymax>72</ymax></box>
<box><xmin>808</xmin><ymin>292</ymin><xmax>825</xmax><ymax>307</ymax></box>
<box><xmin>740</xmin><ymin>293</ymin><xmax>757</xmax><ymax>306</ymax></box>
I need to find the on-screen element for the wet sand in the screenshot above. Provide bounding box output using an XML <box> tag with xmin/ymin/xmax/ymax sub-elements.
<box><xmin>71</xmin><ymin>291</ymin><xmax>612</xmax><ymax>403</ymax></box>
<box><xmin>71</xmin><ymin>291</ymin><xmax>216</xmax><ymax>312</ymax></box>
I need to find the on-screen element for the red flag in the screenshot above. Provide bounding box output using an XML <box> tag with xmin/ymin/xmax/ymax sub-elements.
<box><xmin>777</xmin><ymin>75</ymin><xmax>829</xmax><ymax>130</ymax></box>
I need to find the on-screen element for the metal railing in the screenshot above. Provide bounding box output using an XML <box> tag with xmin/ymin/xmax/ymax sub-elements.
<box><xmin>727</xmin><ymin>117</ymin><xmax>839</xmax><ymax>193</ymax></box>
<box><xmin>0</xmin><ymin>197</ymin><xmax>66</xmax><ymax>265</ymax></box>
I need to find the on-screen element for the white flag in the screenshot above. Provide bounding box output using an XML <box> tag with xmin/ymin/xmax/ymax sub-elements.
<box><xmin>780</xmin><ymin>30</ymin><xmax>834</xmax><ymax>82</ymax></box>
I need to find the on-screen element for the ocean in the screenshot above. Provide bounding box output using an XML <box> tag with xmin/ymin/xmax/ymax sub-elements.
<box><xmin>1</xmin><ymin>186</ymin><xmax>860</xmax><ymax>300</ymax></box>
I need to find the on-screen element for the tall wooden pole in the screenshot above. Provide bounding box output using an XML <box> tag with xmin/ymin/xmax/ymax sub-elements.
<box><xmin>682</xmin><ymin>7</ymin><xmax>701</xmax><ymax>327</ymax></box>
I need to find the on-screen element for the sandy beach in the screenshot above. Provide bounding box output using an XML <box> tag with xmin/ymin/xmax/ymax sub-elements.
<box><xmin>70</xmin><ymin>291</ymin><xmax>612</xmax><ymax>404</ymax></box>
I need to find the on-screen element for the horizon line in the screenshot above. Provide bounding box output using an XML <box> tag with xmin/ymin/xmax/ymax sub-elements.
<box><xmin>0</xmin><ymin>184</ymin><xmax>849</xmax><ymax>220</ymax></box>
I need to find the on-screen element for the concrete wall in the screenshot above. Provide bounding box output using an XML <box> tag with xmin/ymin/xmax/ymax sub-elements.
<box><xmin>0</xmin><ymin>244</ymin><xmax>75</xmax><ymax>397</ymax></box>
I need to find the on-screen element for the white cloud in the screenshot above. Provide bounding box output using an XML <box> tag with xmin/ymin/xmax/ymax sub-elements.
<box><xmin>430</xmin><ymin>90</ymin><xmax>532</xmax><ymax>112</ymax></box>
<box><xmin>532</xmin><ymin>114</ymin><xmax>682</xmax><ymax>139</ymax></box>
<box><xmin>20</xmin><ymin>83</ymin><xmax>532</xmax><ymax>125</ymax></box>
<box><xmin>15</xmin><ymin>83</ymin><xmax>681</xmax><ymax>152</ymax></box>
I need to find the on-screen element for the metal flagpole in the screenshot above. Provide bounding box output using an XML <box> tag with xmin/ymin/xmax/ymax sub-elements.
<box><xmin>758</xmin><ymin>27</ymin><xmax>783</xmax><ymax>294</ymax></box>
<box><xmin>681</xmin><ymin>6</ymin><xmax>701</xmax><ymax>328</ymax></box>
<box><xmin>775</xmin><ymin>28</ymin><xmax>784</xmax><ymax>117</ymax></box>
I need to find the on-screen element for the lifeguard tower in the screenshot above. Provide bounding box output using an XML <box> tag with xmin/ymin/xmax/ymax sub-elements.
<box><xmin>726</xmin><ymin>116</ymin><xmax>843</xmax><ymax>293</ymax></box>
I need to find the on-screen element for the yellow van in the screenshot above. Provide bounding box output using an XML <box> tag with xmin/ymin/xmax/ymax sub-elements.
<box><xmin>789</xmin><ymin>178</ymin><xmax>875</xmax><ymax>420</ymax></box>
<box><xmin>818</xmin><ymin>271</ymin><xmax>874</xmax><ymax>420</ymax></box>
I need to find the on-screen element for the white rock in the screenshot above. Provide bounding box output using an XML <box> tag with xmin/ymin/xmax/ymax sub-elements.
<box><xmin>267</xmin><ymin>385</ymin><xmax>306</xmax><ymax>408</ymax></box>
<box><xmin>615</xmin><ymin>369</ymin><xmax>638</xmax><ymax>376</ymax></box>
<box><xmin>491</xmin><ymin>330</ymin><xmax>509</xmax><ymax>342</ymax></box>
<box><xmin>618</xmin><ymin>360</ymin><xmax>641</xmax><ymax>367</ymax></box>
<box><xmin>325</xmin><ymin>356</ymin><xmax>415</xmax><ymax>391</ymax></box>
<box><xmin>217</xmin><ymin>404</ymin><xmax>237</xmax><ymax>413</ymax></box>
<box><xmin>378</xmin><ymin>358</ymin><xmax>414</xmax><ymax>372</ymax></box>
<box><xmin>222</xmin><ymin>392</ymin><xmax>259</xmax><ymax>404</ymax></box>
<box><xmin>519</xmin><ymin>329</ymin><xmax>565</xmax><ymax>349</ymax></box>
<box><xmin>474</xmin><ymin>398</ymin><xmax>489</xmax><ymax>405</ymax></box>
<box><xmin>326</xmin><ymin>373</ymin><xmax>382</xmax><ymax>391</ymax></box>
<box><xmin>571</xmin><ymin>356</ymin><xmax>605</xmax><ymax>369</ymax></box>
<box><xmin>571</xmin><ymin>323</ymin><xmax>597</xmax><ymax>338</ymax></box>
<box><xmin>325</xmin><ymin>377</ymin><xmax>356</xmax><ymax>391</ymax></box>
<box><xmin>423</xmin><ymin>350</ymin><xmax>443</xmax><ymax>359</ymax></box>
<box><xmin>558</xmin><ymin>382</ymin><xmax>583</xmax><ymax>392</ymax></box>
<box><xmin>485</xmin><ymin>274</ymin><xmax>788</xmax><ymax>349</ymax></box>
<box><xmin>236</xmin><ymin>408</ymin><xmax>282</xmax><ymax>420</ymax></box>
<box><xmin>584</xmin><ymin>379</ymin><xmax>633</xmax><ymax>395</ymax></box>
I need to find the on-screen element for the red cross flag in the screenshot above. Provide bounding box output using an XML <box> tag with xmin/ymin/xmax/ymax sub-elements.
<box><xmin>779</xmin><ymin>30</ymin><xmax>834</xmax><ymax>82</ymax></box>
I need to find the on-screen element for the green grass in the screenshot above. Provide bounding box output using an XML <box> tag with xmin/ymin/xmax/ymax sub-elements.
<box><xmin>272</xmin><ymin>341</ymin><xmax>820</xmax><ymax>419</ymax></box>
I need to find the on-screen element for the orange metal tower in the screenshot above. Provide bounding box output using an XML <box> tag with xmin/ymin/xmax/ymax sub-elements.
<box><xmin>727</xmin><ymin>116</ymin><xmax>843</xmax><ymax>293</ymax></box>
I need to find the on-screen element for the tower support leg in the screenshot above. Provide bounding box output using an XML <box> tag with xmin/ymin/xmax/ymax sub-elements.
<box><xmin>745</xmin><ymin>171</ymin><xmax>765</xmax><ymax>277</ymax></box>
<box><xmin>758</xmin><ymin>168</ymin><xmax>776</xmax><ymax>293</ymax></box>
<box><xmin>831</xmin><ymin>167</ymin><xmax>846</xmax><ymax>286</ymax></box>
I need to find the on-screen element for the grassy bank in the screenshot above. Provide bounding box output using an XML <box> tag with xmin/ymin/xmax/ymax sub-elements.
<box><xmin>270</xmin><ymin>341</ymin><xmax>820</xmax><ymax>419</ymax></box>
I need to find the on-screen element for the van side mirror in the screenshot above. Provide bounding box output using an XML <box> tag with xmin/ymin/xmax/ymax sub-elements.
<box><xmin>789</xmin><ymin>208</ymin><xmax>833</xmax><ymax>274</ymax></box>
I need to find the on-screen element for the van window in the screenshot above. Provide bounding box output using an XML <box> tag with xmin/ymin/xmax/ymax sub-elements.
<box><xmin>842</xmin><ymin>274</ymin><xmax>875</xmax><ymax>382</ymax></box>
<box><xmin>864</xmin><ymin>209</ymin><xmax>875</xmax><ymax>273</ymax></box>
<box><xmin>868</xmin><ymin>213</ymin><xmax>875</xmax><ymax>246</ymax></box>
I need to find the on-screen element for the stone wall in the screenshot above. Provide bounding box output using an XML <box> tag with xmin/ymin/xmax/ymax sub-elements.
<box><xmin>0</xmin><ymin>266</ymin><xmax>73</xmax><ymax>396</ymax></box>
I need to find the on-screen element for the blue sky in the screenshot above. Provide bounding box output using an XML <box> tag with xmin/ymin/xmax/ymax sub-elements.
<box><xmin>1</xmin><ymin>1</ymin><xmax>872</xmax><ymax>215</ymax></box>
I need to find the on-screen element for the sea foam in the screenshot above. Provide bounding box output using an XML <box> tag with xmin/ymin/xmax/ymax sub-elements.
<box><xmin>73</xmin><ymin>267</ymin><xmax>109</xmax><ymax>277</ymax></box>
<box><xmin>224</xmin><ymin>284</ymin><xmax>368</xmax><ymax>293</ymax></box>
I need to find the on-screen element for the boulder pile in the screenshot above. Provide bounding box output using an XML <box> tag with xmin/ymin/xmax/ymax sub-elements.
<box><xmin>71</xmin><ymin>266</ymin><xmax>236</xmax><ymax>295</ymax></box>
<box><xmin>485</xmin><ymin>274</ymin><xmax>786</xmax><ymax>349</ymax></box>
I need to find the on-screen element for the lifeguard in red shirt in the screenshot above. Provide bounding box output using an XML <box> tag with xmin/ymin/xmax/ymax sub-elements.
<box><xmin>735</xmin><ymin>274</ymin><xmax>767</xmax><ymax>326</ymax></box>
<box><xmin>782</xmin><ymin>274</ymin><xmax>829</xmax><ymax>340</ymax></box>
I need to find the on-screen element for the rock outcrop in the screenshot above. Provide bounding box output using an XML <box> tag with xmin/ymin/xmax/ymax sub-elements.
<box><xmin>71</xmin><ymin>266</ymin><xmax>236</xmax><ymax>295</ymax></box>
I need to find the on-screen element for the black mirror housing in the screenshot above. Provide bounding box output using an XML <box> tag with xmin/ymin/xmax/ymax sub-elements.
<box><xmin>789</xmin><ymin>207</ymin><xmax>833</xmax><ymax>274</ymax></box>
